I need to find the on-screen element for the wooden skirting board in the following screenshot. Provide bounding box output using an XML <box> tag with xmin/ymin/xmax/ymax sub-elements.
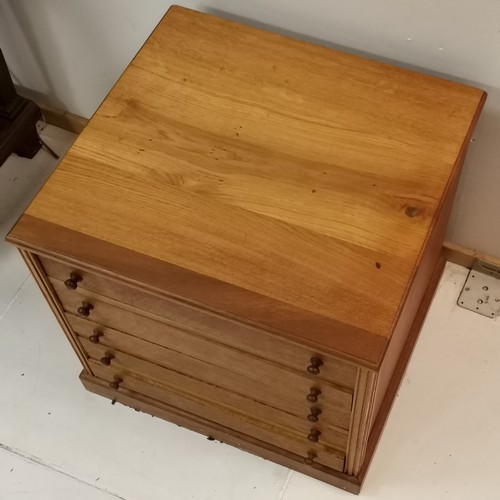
<box><xmin>443</xmin><ymin>241</ymin><xmax>500</xmax><ymax>269</ymax></box>
<box><xmin>40</xmin><ymin>104</ymin><xmax>88</xmax><ymax>134</ymax></box>
<box><xmin>38</xmin><ymin>105</ymin><xmax>499</xmax><ymax>270</ymax></box>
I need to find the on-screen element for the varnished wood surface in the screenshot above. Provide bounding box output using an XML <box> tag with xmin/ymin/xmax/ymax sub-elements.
<box><xmin>83</xmin><ymin>340</ymin><xmax>350</xmax><ymax>451</ymax></box>
<box><xmin>40</xmin><ymin>257</ymin><xmax>357</xmax><ymax>387</ymax></box>
<box><xmin>81</xmin><ymin>372</ymin><xmax>361</xmax><ymax>493</ymax></box>
<box><xmin>67</xmin><ymin>309</ymin><xmax>354</xmax><ymax>404</ymax></box>
<box><xmin>370</xmin><ymin>141</ymin><xmax>464</xmax><ymax>426</ymax></box>
<box><xmin>67</xmin><ymin>308</ymin><xmax>356</xmax><ymax>391</ymax></box>
<box><xmin>77</xmin><ymin>328</ymin><xmax>353</xmax><ymax>429</ymax></box>
<box><xmin>88</xmin><ymin>360</ymin><xmax>346</xmax><ymax>472</ymax></box>
<box><xmin>6</xmin><ymin>7</ymin><xmax>486</xmax><ymax>493</ymax></box>
<box><xmin>11</xmin><ymin>217</ymin><xmax>385</xmax><ymax>367</ymax></box>
<box><xmin>8</xmin><ymin>7</ymin><xmax>485</xmax><ymax>367</ymax></box>
<box><xmin>41</xmin><ymin>258</ymin><xmax>357</xmax><ymax>389</ymax></box>
<box><xmin>357</xmin><ymin>252</ymin><xmax>447</xmax><ymax>485</ymax></box>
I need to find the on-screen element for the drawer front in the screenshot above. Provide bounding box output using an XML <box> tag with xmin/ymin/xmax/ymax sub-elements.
<box><xmin>50</xmin><ymin>279</ymin><xmax>353</xmax><ymax>429</ymax></box>
<box><xmin>41</xmin><ymin>256</ymin><xmax>357</xmax><ymax>389</ymax></box>
<box><xmin>76</xmin><ymin>321</ymin><xmax>352</xmax><ymax>430</ymax></box>
<box><xmin>88</xmin><ymin>359</ymin><xmax>346</xmax><ymax>473</ymax></box>
<box><xmin>83</xmin><ymin>339</ymin><xmax>348</xmax><ymax>451</ymax></box>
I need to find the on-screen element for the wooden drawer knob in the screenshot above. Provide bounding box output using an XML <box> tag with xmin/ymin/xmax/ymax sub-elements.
<box><xmin>307</xmin><ymin>407</ymin><xmax>322</xmax><ymax>423</ymax></box>
<box><xmin>64</xmin><ymin>272</ymin><xmax>82</xmax><ymax>290</ymax></box>
<box><xmin>307</xmin><ymin>357</ymin><xmax>323</xmax><ymax>375</ymax></box>
<box><xmin>304</xmin><ymin>451</ymin><xmax>316</xmax><ymax>466</ymax></box>
<box><xmin>89</xmin><ymin>329</ymin><xmax>103</xmax><ymax>343</ymax></box>
<box><xmin>100</xmin><ymin>353</ymin><xmax>115</xmax><ymax>366</ymax></box>
<box><xmin>109</xmin><ymin>376</ymin><xmax>122</xmax><ymax>390</ymax></box>
<box><xmin>306</xmin><ymin>388</ymin><xmax>321</xmax><ymax>403</ymax></box>
<box><xmin>77</xmin><ymin>301</ymin><xmax>94</xmax><ymax>317</ymax></box>
<box><xmin>307</xmin><ymin>429</ymin><xmax>321</xmax><ymax>443</ymax></box>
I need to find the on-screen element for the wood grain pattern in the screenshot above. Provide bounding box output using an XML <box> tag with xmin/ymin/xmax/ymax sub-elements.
<box><xmin>41</xmin><ymin>257</ymin><xmax>357</xmax><ymax>387</ymax></box>
<box><xmin>6</xmin><ymin>6</ymin><xmax>486</xmax><ymax>493</ymax></box>
<box><xmin>82</xmin><ymin>341</ymin><xmax>350</xmax><ymax>451</ymax></box>
<box><xmin>68</xmin><ymin>310</ymin><xmax>355</xmax><ymax>395</ymax></box>
<box><xmin>8</xmin><ymin>7</ymin><xmax>485</xmax><ymax>365</ymax></box>
<box><xmin>78</xmin><ymin>332</ymin><xmax>352</xmax><ymax>429</ymax></box>
<box><xmin>81</xmin><ymin>372</ymin><xmax>361</xmax><ymax>493</ymax></box>
<box><xmin>357</xmin><ymin>252</ymin><xmax>447</xmax><ymax>485</ymax></box>
<box><xmin>88</xmin><ymin>360</ymin><xmax>346</xmax><ymax>472</ymax></box>
<box><xmin>10</xmin><ymin>215</ymin><xmax>386</xmax><ymax>367</ymax></box>
<box><xmin>369</xmin><ymin>130</ymin><xmax>470</xmax><ymax>428</ymax></box>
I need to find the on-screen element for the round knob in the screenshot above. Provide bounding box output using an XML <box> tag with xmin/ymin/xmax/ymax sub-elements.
<box><xmin>306</xmin><ymin>388</ymin><xmax>321</xmax><ymax>403</ymax></box>
<box><xmin>109</xmin><ymin>376</ymin><xmax>123</xmax><ymax>390</ymax></box>
<box><xmin>77</xmin><ymin>301</ymin><xmax>94</xmax><ymax>317</ymax></box>
<box><xmin>307</xmin><ymin>429</ymin><xmax>321</xmax><ymax>443</ymax></box>
<box><xmin>64</xmin><ymin>272</ymin><xmax>82</xmax><ymax>290</ymax></box>
<box><xmin>100</xmin><ymin>353</ymin><xmax>115</xmax><ymax>366</ymax></box>
<box><xmin>307</xmin><ymin>407</ymin><xmax>322</xmax><ymax>423</ymax></box>
<box><xmin>304</xmin><ymin>451</ymin><xmax>316</xmax><ymax>466</ymax></box>
<box><xmin>89</xmin><ymin>329</ymin><xmax>103</xmax><ymax>343</ymax></box>
<box><xmin>307</xmin><ymin>357</ymin><xmax>323</xmax><ymax>375</ymax></box>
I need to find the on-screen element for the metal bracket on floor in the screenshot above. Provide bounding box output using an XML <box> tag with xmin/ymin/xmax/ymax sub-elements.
<box><xmin>458</xmin><ymin>259</ymin><xmax>500</xmax><ymax>318</ymax></box>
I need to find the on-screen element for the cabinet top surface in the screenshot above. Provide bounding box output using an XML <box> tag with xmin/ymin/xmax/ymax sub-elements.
<box><xmin>10</xmin><ymin>7</ymin><xmax>484</xmax><ymax>366</ymax></box>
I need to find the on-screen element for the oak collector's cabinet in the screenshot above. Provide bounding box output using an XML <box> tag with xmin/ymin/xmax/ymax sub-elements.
<box><xmin>7</xmin><ymin>6</ymin><xmax>485</xmax><ymax>494</ymax></box>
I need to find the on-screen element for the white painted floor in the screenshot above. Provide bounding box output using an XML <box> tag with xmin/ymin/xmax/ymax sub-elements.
<box><xmin>1</xmin><ymin>125</ymin><xmax>500</xmax><ymax>499</ymax></box>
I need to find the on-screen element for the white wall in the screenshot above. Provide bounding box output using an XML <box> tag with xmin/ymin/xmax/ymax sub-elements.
<box><xmin>1</xmin><ymin>0</ymin><xmax>499</xmax><ymax>257</ymax></box>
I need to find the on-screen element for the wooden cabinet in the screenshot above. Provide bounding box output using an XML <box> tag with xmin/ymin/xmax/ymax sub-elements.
<box><xmin>6</xmin><ymin>6</ymin><xmax>485</xmax><ymax>493</ymax></box>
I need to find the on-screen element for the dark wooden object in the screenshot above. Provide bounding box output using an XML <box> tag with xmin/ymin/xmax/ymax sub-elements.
<box><xmin>0</xmin><ymin>49</ymin><xmax>42</xmax><ymax>166</ymax></box>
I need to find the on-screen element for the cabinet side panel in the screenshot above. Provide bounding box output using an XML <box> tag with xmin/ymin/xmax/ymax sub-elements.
<box><xmin>18</xmin><ymin>249</ymin><xmax>92</xmax><ymax>373</ymax></box>
<box><xmin>370</xmin><ymin>150</ymin><xmax>465</xmax><ymax>429</ymax></box>
<box><xmin>357</xmin><ymin>252</ymin><xmax>446</xmax><ymax>485</ymax></box>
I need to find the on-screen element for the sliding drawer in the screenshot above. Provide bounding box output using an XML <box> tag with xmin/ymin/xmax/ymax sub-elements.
<box><xmin>88</xmin><ymin>360</ymin><xmax>346</xmax><ymax>473</ymax></box>
<box><xmin>82</xmin><ymin>339</ymin><xmax>348</xmax><ymax>451</ymax></box>
<box><xmin>78</xmin><ymin>330</ymin><xmax>352</xmax><ymax>430</ymax></box>
<box><xmin>40</xmin><ymin>256</ymin><xmax>357</xmax><ymax>390</ymax></box>
<box><xmin>48</xmin><ymin>278</ymin><xmax>354</xmax><ymax>427</ymax></box>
